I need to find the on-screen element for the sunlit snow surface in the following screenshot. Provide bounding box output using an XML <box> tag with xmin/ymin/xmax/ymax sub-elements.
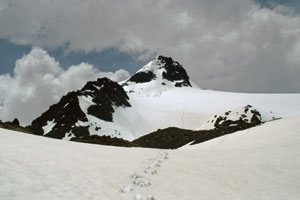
<box><xmin>126</xmin><ymin>87</ymin><xmax>300</xmax><ymax>135</ymax></box>
<box><xmin>1</xmin><ymin>115</ymin><xmax>300</xmax><ymax>199</ymax></box>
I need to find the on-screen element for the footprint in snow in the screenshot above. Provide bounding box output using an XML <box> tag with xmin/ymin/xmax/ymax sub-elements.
<box><xmin>135</xmin><ymin>193</ymin><xmax>155</xmax><ymax>200</ymax></box>
<box><xmin>120</xmin><ymin>185</ymin><xmax>132</xmax><ymax>193</ymax></box>
<box><xmin>120</xmin><ymin>151</ymin><xmax>169</xmax><ymax>200</ymax></box>
<box><xmin>159</xmin><ymin>151</ymin><xmax>169</xmax><ymax>160</ymax></box>
<box><xmin>144</xmin><ymin>167</ymin><xmax>157</xmax><ymax>175</ymax></box>
<box><xmin>131</xmin><ymin>174</ymin><xmax>152</xmax><ymax>187</ymax></box>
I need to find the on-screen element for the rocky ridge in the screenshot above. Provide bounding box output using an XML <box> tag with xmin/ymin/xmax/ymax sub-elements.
<box><xmin>28</xmin><ymin>78</ymin><xmax>131</xmax><ymax>139</ymax></box>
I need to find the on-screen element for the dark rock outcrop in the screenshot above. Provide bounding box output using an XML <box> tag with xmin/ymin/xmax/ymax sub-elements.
<box><xmin>71</xmin><ymin>135</ymin><xmax>138</xmax><ymax>147</ymax></box>
<box><xmin>128</xmin><ymin>71</ymin><xmax>156</xmax><ymax>83</ymax></box>
<box><xmin>133</xmin><ymin>121</ymin><xmax>261</xmax><ymax>149</ymax></box>
<box><xmin>28</xmin><ymin>78</ymin><xmax>131</xmax><ymax>139</ymax></box>
<box><xmin>213</xmin><ymin>105</ymin><xmax>262</xmax><ymax>130</ymax></box>
<box><xmin>157</xmin><ymin>56</ymin><xmax>192</xmax><ymax>87</ymax></box>
<box><xmin>11</xmin><ymin>118</ymin><xmax>20</xmax><ymax>126</ymax></box>
<box><xmin>84</xmin><ymin>78</ymin><xmax>131</xmax><ymax>122</ymax></box>
<box><xmin>0</xmin><ymin>119</ymin><xmax>32</xmax><ymax>134</ymax></box>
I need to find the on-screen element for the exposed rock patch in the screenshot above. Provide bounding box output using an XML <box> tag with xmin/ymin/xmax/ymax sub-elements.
<box><xmin>133</xmin><ymin>122</ymin><xmax>261</xmax><ymax>149</ymax></box>
<box><xmin>200</xmin><ymin>105</ymin><xmax>264</xmax><ymax>130</ymax></box>
<box><xmin>71</xmin><ymin>135</ymin><xmax>138</xmax><ymax>147</ymax></box>
<box><xmin>128</xmin><ymin>71</ymin><xmax>156</xmax><ymax>83</ymax></box>
<box><xmin>0</xmin><ymin>119</ymin><xmax>32</xmax><ymax>134</ymax></box>
<box><xmin>157</xmin><ymin>56</ymin><xmax>191</xmax><ymax>87</ymax></box>
<box><xmin>84</xmin><ymin>78</ymin><xmax>131</xmax><ymax>122</ymax></box>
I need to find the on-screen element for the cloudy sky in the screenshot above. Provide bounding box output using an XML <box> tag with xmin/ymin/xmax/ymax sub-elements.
<box><xmin>0</xmin><ymin>0</ymin><xmax>300</xmax><ymax>124</ymax></box>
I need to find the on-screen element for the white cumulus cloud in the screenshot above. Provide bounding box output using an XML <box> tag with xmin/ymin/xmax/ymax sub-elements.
<box><xmin>0</xmin><ymin>47</ymin><xmax>130</xmax><ymax>125</ymax></box>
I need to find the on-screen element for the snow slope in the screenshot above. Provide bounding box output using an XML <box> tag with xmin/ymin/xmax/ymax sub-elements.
<box><xmin>1</xmin><ymin>115</ymin><xmax>300</xmax><ymax>199</ymax></box>
<box><xmin>127</xmin><ymin>87</ymin><xmax>300</xmax><ymax>136</ymax></box>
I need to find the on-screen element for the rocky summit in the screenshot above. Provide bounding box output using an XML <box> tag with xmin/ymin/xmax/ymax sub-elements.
<box><xmin>126</xmin><ymin>55</ymin><xmax>191</xmax><ymax>87</ymax></box>
<box><xmin>122</xmin><ymin>55</ymin><xmax>192</xmax><ymax>95</ymax></box>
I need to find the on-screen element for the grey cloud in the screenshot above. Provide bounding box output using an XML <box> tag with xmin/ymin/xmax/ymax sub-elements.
<box><xmin>0</xmin><ymin>0</ymin><xmax>300</xmax><ymax>92</ymax></box>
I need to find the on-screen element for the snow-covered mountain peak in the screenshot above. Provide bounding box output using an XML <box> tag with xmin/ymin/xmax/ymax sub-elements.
<box><xmin>122</xmin><ymin>55</ymin><xmax>193</xmax><ymax>96</ymax></box>
<box><xmin>29</xmin><ymin>77</ymin><xmax>133</xmax><ymax>140</ymax></box>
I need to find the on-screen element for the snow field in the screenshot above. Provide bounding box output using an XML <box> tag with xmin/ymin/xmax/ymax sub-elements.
<box><xmin>128</xmin><ymin>87</ymin><xmax>300</xmax><ymax>134</ymax></box>
<box><xmin>1</xmin><ymin>114</ymin><xmax>300</xmax><ymax>199</ymax></box>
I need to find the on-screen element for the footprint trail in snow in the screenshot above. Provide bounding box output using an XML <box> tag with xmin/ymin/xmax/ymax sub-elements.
<box><xmin>120</xmin><ymin>151</ymin><xmax>169</xmax><ymax>200</ymax></box>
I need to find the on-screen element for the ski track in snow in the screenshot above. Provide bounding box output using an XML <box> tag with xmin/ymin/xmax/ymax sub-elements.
<box><xmin>120</xmin><ymin>151</ymin><xmax>169</xmax><ymax>200</ymax></box>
